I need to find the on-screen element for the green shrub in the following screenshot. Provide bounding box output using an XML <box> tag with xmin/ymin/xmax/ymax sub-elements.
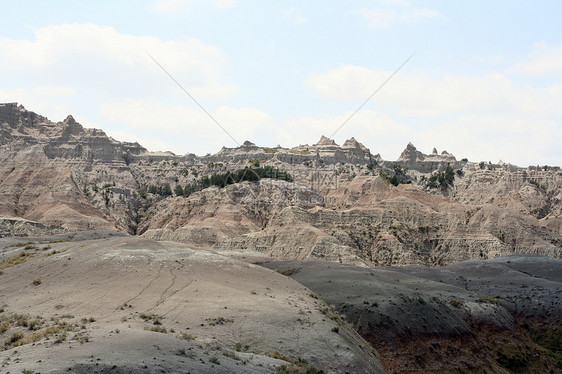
<box><xmin>427</xmin><ymin>165</ymin><xmax>456</xmax><ymax>189</ymax></box>
<box><xmin>174</xmin><ymin>184</ymin><xmax>184</xmax><ymax>196</ymax></box>
<box><xmin>182</xmin><ymin>166</ymin><xmax>293</xmax><ymax>197</ymax></box>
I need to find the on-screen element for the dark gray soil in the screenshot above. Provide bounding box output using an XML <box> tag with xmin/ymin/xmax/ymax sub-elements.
<box><xmin>263</xmin><ymin>255</ymin><xmax>562</xmax><ymax>373</ymax></box>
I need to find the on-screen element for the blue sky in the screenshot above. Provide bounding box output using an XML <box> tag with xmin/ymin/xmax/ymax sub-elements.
<box><xmin>1</xmin><ymin>0</ymin><xmax>561</xmax><ymax>166</ymax></box>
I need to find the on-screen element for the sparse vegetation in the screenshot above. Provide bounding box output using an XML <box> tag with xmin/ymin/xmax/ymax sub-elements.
<box><xmin>379</xmin><ymin>167</ymin><xmax>411</xmax><ymax>186</ymax></box>
<box><xmin>426</xmin><ymin>165</ymin><xmax>456</xmax><ymax>189</ymax></box>
<box><xmin>206</xmin><ymin>317</ymin><xmax>233</xmax><ymax>326</ymax></box>
<box><xmin>148</xmin><ymin>183</ymin><xmax>173</xmax><ymax>196</ymax></box>
<box><xmin>146</xmin><ymin>326</ymin><xmax>167</xmax><ymax>333</ymax></box>
<box><xmin>477</xmin><ymin>295</ymin><xmax>501</xmax><ymax>305</ymax></box>
<box><xmin>276</xmin><ymin>268</ymin><xmax>299</xmax><ymax>276</ymax></box>
<box><xmin>183</xmin><ymin>166</ymin><xmax>293</xmax><ymax>196</ymax></box>
<box><xmin>235</xmin><ymin>343</ymin><xmax>250</xmax><ymax>352</ymax></box>
<box><xmin>0</xmin><ymin>312</ymin><xmax>93</xmax><ymax>350</ymax></box>
<box><xmin>449</xmin><ymin>299</ymin><xmax>462</xmax><ymax>308</ymax></box>
<box><xmin>0</xmin><ymin>251</ymin><xmax>33</xmax><ymax>270</ymax></box>
<box><xmin>174</xmin><ymin>184</ymin><xmax>184</xmax><ymax>196</ymax></box>
<box><xmin>179</xmin><ymin>333</ymin><xmax>196</xmax><ymax>340</ymax></box>
<box><xmin>275</xmin><ymin>363</ymin><xmax>324</xmax><ymax>373</ymax></box>
<box><xmin>45</xmin><ymin>249</ymin><xmax>67</xmax><ymax>257</ymax></box>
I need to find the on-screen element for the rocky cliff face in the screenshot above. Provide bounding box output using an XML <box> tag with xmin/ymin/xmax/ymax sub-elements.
<box><xmin>0</xmin><ymin>103</ymin><xmax>560</xmax><ymax>266</ymax></box>
<box><xmin>396</xmin><ymin>142</ymin><xmax>464</xmax><ymax>172</ymax></box>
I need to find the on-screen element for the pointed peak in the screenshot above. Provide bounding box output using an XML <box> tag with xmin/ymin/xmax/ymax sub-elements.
<box><xmin>63</xmin><ymin>115</ymin><xmax>76</xmax><ymax>125</ymax></box>
<box><xmin>432</xmin><ymin>147</ymin><xmax>438</xmax><ymax>154</ymax></box>
<box><xmin>398</xmin><ymin>142</ymin><xmax>424</xmax><ymax>162</ymax></box>
<box><xmin>315</xmin><ymin>135</ymin><xmax>337</xmax><ymax>146</ymax></box>
<box><xmin>342</xmin><ymin>137</ymin><xmax>359</xmax><ymax>147</ymax></box>
<box><xmin>343</xmin><ymin>137</ymin><xmax>370</xmax><ymax>154</ymax></box>
<box><xmin>242</xmin><ymin>140</ymin><xmax>256</xmax><ymax>147</ymax></box>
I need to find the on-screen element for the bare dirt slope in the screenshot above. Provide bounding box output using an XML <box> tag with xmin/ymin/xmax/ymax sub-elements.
<box><xmin>0</xmin><ymin>233</ymin><xmax>384</xmax><ymax>373</ymax></box>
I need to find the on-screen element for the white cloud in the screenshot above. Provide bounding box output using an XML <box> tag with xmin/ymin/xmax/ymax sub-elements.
<box><xmin>305</xmin><ymin>63</ymin><xmax>562</xmax><ymax>166</ymax></box>
<box><xmin>0</xmin><ymin>87</ymin><xmax>78</xmax><ymax>121</ymax></box>
<box><xmin>1</xmin><ymin>22</ymin><xmax>560</xmax><ymax>167</ymax></box>
<box><xmin>103</xmin><ymin>129</ymin><xmax>178</xmax><ymax>154</ymax></box>
<box><xmin>356</xmin><ymin>5</ymin><xmax>442</xmax><ymax>28</ymax></box>
<box><xmin>306</xmin><ymin>65</ymin><xmax>562</xmax><ymax>119</ymax></box>
<box><xmin>412</xmin><ymin>115</ymin><xmax>562</xmax><ymax>166</ymax></box>
<box><xmin>510</xmin><ymin>43</ymin><xmax>562</xmax><ymax>76</ymax></box>
<box><xmin>358</xmin><ymin>8</ymin><xmax>396</xmax><ymax>28</ymax></box>
<box><xmin>400</xmin><ymin>8</ymin><xmax>442</xmax><ymax>23</ymax></box>
<box><xmin>99</xmin><ymin>99</ymin><xmax>282</xmax><ymax>156</ymax></box>
<box><xmin>152</xmin><ymin>0</ymin><xmax>237</xmax><ymax>13</ymax></box>
<box><xmin>282</xmin><ymin>110</ymin><xmax>412</xmax><ymax>158</ymax></box>
<box><xmin>0</xmin><ymin>23</ymin><xmax>237</xmax><ymax>101</ymax></box>
<box><xmin>281</xmin><ymin>7</ymin><xmax>306</xmax><ymax>25</ymax></box>
<box><xmin>379</xmin><ymin>0</ymin><xmax>411</xmax><ymax>6</ymax></box>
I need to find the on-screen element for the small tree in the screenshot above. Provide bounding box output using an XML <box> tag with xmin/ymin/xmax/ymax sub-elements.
<box><xmin>174</xmin><ymin>184</ymin><xmax>184</xmax><ymax>196</ymax></box>
<box><xmin>138</xmin><ymin>187</ymin><xmax>147</xmax><ymax>199</ymax></box>
<box><xmin>161</xmin><ymin>183</ymin><xmax>173</xmax><ymax>196</ymax></box>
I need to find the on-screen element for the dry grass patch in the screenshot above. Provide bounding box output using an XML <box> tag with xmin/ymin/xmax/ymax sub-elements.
<box><xmin>0</xmin><ymin>251</ymin><xmax>33</xmax><ymax>270</ymax></box>
<box><xmin>206</xmin><ymin>317</ymin><xmax>233</xmax><ymax>326</ymax></box>
<box><xmin>0</xmin><ymin>312</ymin><xmax>95</xmax><ymax>350</ymax></box>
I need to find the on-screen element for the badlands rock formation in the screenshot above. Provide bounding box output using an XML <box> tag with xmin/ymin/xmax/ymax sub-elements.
<box><xmin>0</xmin><ymin>103</ymin><xmax>560</xmax><ymax>267</ymax></box>
<box><xmin>1</xmin><ymin>103</ymin><xmax>561</xmax><ymax>373</ymax></box>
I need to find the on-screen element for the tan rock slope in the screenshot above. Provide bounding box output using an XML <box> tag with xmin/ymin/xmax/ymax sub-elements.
<box><xmin>0</xmin><ymin>103</ymin><xmax>560</xmax><ymax>266</ymax></box>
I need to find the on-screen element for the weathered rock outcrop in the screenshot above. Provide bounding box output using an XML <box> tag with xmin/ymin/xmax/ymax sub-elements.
<box><xmin>0</xmin><ymin>217</ymin><xmax>67</xmax><ymax>237</ymax></box>
<box><xmin>0</xmin><ymin>103</ymin><xmax>560</xmax><ymax>266</ymax></box>
<box><xmin>395</xmin><ymin>142</ymin><xmax>465</xmax><ymax>172</ymax></box>
<box><xmin>214</xmin><ymin>176</ymin><xmax>560</xmax><ymax>266</ymax></box>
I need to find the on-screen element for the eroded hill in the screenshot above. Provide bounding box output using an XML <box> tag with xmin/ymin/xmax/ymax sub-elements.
<box><xmin>0</xmin><ymin>233</ymin><xmax>383</xmax><ymax>373</ymax></box>
<box><xmin>0</xmin><ymin>103</ymin><xmax>560</xmax><ymax>266</ymax></box>
<box><xmin>264</xmin><ymin>256</ymin><xmax>562</xmax><ymax>373</ymax></box>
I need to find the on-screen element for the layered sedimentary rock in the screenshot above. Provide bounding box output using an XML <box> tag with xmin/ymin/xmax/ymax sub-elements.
<box><xmin>0</xmin><ymin>103</ymin><xmax>560</xmax><ymax>266</ymax></box>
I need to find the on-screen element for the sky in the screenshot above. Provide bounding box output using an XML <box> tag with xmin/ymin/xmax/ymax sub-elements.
<box><xmin>0</xmin><ymin>0</ymin><xmax>561</xmax><ymax>166</ymax></box>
